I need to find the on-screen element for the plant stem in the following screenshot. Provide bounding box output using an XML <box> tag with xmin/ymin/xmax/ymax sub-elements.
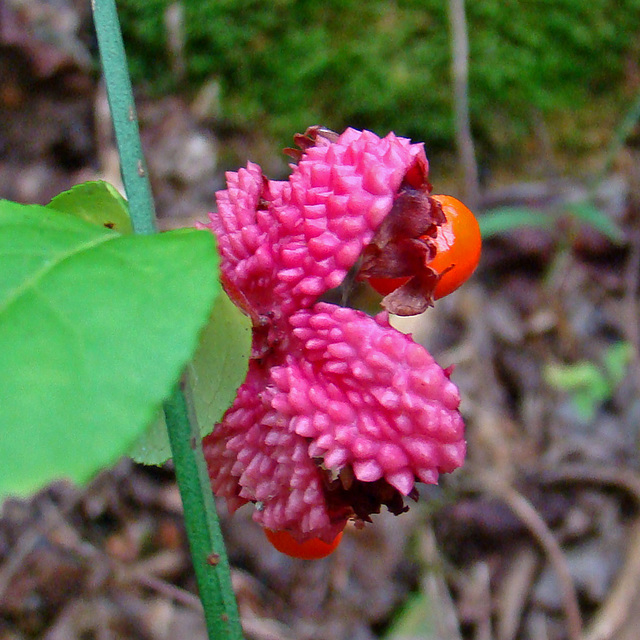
<box><xmin>91</xmin><ymin>0</ymin><xmax>156</xmax><ymax>235</ymax></box>
<box><xmin>447</xmin><ymin>0</ymin><xmax>480</xmax><ymax>210</ymax></box>
<box><xmin>164</xmin><ymin>382</ymin><xmax>243</xmax><ymax>639</ymax></box>
<box><xmin>91</xmin><ymin>2</ymin><xmax>243</xmax><ymax>638</ymax></box>
<box><xmin>599</xmin><ymin>85</ymin><xmax>640</xmax><ymax>182</ymax></box>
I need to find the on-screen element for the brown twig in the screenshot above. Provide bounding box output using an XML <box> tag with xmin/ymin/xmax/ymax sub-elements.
<box><xmin>0</xmin><ymin>491</ymin><xmax>80</xmax><ymax>603</ymax></box>
<box><xmin>129</xmin><ymin>570</ymin><xmax>203</xmax><ymax>611</ymax></box>
<box><xmin>447</xmin><ymin>0</ymin><xmax>480</xmax><ymax>209</ymax></box>
<box><xmin>495</xmin><ymin>546</ymin><xmax>540</xmax><ymax>640</ymax></box>
<box><xmin>481</xmin><ymin>476</ymin><xmax>583</xmax><ymax>640</ymax></box>
<box><xmin>421</xmin><ymin>523</ymin><xmax>465</xmax><ymax>640</ymax></box>
<box><xmin>538</xmin><ymin>463</ymin><xmax>640</xmax><ymax>640</ymax></box>
<box><xmin>582</xmin><ymin>518</ymin><xmax>640</xmax><ymax>640</ymax></box>
<box><xmin>536</xmin><ymin>463</ymin><xmax>640</xmax><ymax>505</ymax></box>
<box><xmin>622</xmin><ymin>231</ymin><xmax>640</xmax><ymax>356</ymax></box>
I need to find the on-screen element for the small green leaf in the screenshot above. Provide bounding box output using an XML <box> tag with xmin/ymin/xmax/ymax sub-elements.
<box><xmin>603</xmin><ymin>341</ymin><xmax>633</xmax><ymax>385</ymax></box>
<box><xmin>384</xmin><ymin>591</ymin><xmax>437</xmax><ymax>639</ymax></box>
<box><xmin>0</xmin><ymin>201</ymin><xmax>219</xmax><ymax>498</ymax></box>
<box><xmin>48</xmin><ymin>180</ymin><xmax>134</xmax><ymax>234</ymax></box>
<box><xmin>565</xmin><ymin>201</ymin><xmax>625</xmax><ymax>244</ymax></box>
<box><xmin>544</xmin><ymin>360</ymin><xmax>611</xmax><ymax>421</ymax></box>
<box><xmin>130</xmin><ymin>291</ymin><xmax>251</xmax><ymax>465</ymax></box>
<box><xmin>129</xmin><ymin>413</ymin><xmax>171</xmax><ymax>467</ymax></box>
<box><xmin>479</xmin><ymin>207</ymin><xmax>556</xmax><ymax>238</ymax></box>
<box><xmin>544</xmin><ymin>361</ymin><xmax>606</xmax><ymax>392</ymax></box>
<box><xmin>189</xmin><ymin>291</ymin><xmax>251</xmax><ymax>435</ymax></box>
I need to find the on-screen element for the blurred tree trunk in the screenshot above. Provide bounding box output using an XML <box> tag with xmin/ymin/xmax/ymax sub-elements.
<box><xmin>448</xmin><ymin>0</ymin><xmax>480</xmax><ymax>210</ymax></box>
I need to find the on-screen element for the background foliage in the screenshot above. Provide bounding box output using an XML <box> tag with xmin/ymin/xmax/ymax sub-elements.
<box><xmin>118</xmin><ymin>0</ymin><xmax>640</xmax><ymax>168</ymax></box>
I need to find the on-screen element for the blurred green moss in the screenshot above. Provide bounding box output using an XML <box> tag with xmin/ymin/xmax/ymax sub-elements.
<box><xmin>117</xmin><ymin>0</ymin><xmax>640</xmax><ymax>165</ymax></box>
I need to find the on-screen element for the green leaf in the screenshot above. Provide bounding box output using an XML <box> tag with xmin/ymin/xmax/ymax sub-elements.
<box><xmin>130</xmin><ymin>291</ymin><xmax>251</xmax><ymax>465</ymax></box>
<box><xmin>0</xmin><ymin>200</ymin><xmax>219</xmax><ymax>498</ymax></box>
<box><xmin>189</xmin><ymin>291</ymin><xmax>251</xmax><ymax>436</ymax></box>
<box><xmin>544</xmin><ymin>361</ymin><xmax>610</xmax><ymax>421</ymax></box>
<box><xmin>544</xmin><ymin>361</ymin><xmax>606</xmax><ymax>393</ymax></box>
<box><xmin>603</xmin><ymin>341</ymin><xmax>633</xmax><ymax>385</ymax></box>
<box><xmin>384</xmin><ymin>591</ymin><xmax>437</xmax><ymax>639</ymax></box>
<box><xmin>479</xmin><ymin>207</ymin><xmax>556</xmax><ymax>238</ymax></box>
<box><xmin>48</xmin><ymin>180</ymin><xmax>134</xmax><ymax>234</ymax></box>
<box><xmin>565</xmin><ymin>201</ymin><xmax>625</xmax><ymax>244</ymax></box>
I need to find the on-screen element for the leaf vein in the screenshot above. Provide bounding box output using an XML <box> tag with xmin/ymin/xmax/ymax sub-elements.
<box><xmin>0</xmin><ymin>233</ymin><xmax>116</xmax><ymax>317</ymax></box>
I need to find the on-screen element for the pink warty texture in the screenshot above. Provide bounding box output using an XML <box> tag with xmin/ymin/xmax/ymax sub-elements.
<box><xmin>200</xmin><ymin>128</ymin><xmax>466</xmax><ymax>543</ymax></box>
<box><xmin>205</xmin><ymin>128</ymin><xmax>425</xmax><ymax>319</ymax></box>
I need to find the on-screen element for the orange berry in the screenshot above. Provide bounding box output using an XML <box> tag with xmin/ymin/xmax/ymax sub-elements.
<box><xmin>264</xmin><ymin>528</ymin><xmax>343</xmax><ymax>560</ymax></box>
<box><xmin>368</xmin><ymin>194</ymin><xmax>481</xmax><ymax>300</ymax></box>
<box><xmin>428</xmin><ymin>195</ymin><xmax>481</xmax><ymax>299</ymax></box>
<box><xmin>367</xmin><ymin>275</ymin><xmax>410</xmax><ymax>296</ymax></box>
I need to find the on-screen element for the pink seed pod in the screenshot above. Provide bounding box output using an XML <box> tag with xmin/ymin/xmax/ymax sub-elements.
<box><xmin>200</xmin><ymin>127</ymin><xmax>465</xmax><ymax>543</ymax></box>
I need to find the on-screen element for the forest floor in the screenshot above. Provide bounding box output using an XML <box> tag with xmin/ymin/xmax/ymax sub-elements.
<box><xmin>2</xmin><ymin>3</ymin><xmax>640</xmax><ymax>639</ymax></box>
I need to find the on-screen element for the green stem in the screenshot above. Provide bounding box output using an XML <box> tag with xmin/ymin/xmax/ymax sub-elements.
<box><xmin>91</xmin><ymin>2</ymin><xmax>243</xmax><ymax>638</ymax></box>
<box><xmin>91</xmin><ymin>0</ymin><xmax>156</xmax><ymax>235</ymax></box>
<box><xmin>164</xmin><ymin>383</ymin><xmax>243</xmax><ymax>639</ymax></box>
